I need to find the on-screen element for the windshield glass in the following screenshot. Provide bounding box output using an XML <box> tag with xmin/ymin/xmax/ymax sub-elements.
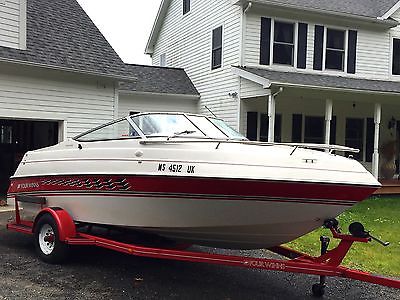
<box><xmin>186</xmin><ymin>115</ymin><xmax>228</xmax><ymax>139</ymax></box>
<box><xmin>131</xmin><ymin>114</ymin><xmax>204</xmax><ymax>137</ymax></box>
<box><xmin>210</xmin><ymin>118</ymin><xmax>247</xmax><ymax>140</ymax></box>
<box><xmin>75</xmin><ymin>118</ymin><xmax>138</xmax><ymax>142</ymax></box>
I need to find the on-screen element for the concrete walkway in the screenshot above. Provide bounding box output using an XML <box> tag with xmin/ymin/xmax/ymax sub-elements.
<box><xmin>0</xmin><ymin>201</ymin><xmax>15</xmax><ymax>214</ymax></box>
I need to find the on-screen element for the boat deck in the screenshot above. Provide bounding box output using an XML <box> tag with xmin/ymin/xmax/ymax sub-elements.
<box><xmin>375</xmin><ymin>180</ymin><xmax>400</xmax><ymax>196</ymax></box>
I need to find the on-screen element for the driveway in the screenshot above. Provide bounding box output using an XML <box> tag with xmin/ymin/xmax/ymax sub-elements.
<box><xmin>0</xmin><ymin>211</ymin><xmax>399</xmax><ymax>300</ymax></box>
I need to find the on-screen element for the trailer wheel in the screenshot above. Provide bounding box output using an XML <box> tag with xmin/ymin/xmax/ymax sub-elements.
<box><xmin>311</xmin><ymin>283</ymin><xmax>325</xmax><ymax>297</ymax></box>
<box><xmin>34</xmin><ymin>214</ymin><xmax>69</xmax><ymax>264</ymax></box>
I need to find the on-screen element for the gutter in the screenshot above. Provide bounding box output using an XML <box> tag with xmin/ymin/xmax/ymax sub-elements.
<box><xmin>269</xmin><ymin>81</ymin><xmax>400</xmax><ymax>96</ymax></box>
<box><xmin>118</xmin><ymin>90</ymin><xmax>200</xmax><ymax>100</ymax></box>
<box><xmin>244</xmin><ymin>0</ymin><xmax>399</xmax><ymax>27</ymax></box>
<box><xmin>0</xmin><ymin>57</ymin><xmax>137</xmax><ymax>82</ymax></box>
<box><xmin>233</xmin><ymin>66</ymin><xmax>400</xmax><ymax>96</ymax></box>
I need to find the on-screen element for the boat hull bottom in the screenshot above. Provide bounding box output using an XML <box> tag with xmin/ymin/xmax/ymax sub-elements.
<box><xmin>13</xmin><ymin>194</ymin><xmax>353</xmax><ymax>249</ymax></box>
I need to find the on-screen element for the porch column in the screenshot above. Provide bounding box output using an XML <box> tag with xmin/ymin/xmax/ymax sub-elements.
<box><xmin>267</xmin><ymin>94</ymin><xmax>275</xmax><ymax>142</ymax></box>
<box><xmin>372</xmin><ymin>103</ymin><xmax>381</xmax><ymax>178</ymax></box>
<box><xmin>324</xmin><ymin>99</ymin><xmax>333</xmax><ymax>145</ymax></box>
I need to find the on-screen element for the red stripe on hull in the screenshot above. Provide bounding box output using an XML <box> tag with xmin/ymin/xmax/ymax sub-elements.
<box><xmin>8</xmin><ymin>175</ymin><xmax>378</xmax><ymax>203</ymax></box>
<box><xmin>6</xmin><ymin>192</ymin><xmax>356</xmax><ymax>206</ymax></box>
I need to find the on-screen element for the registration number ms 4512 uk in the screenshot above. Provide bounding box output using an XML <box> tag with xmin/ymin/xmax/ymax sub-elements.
<box><xmin>157</xmin><ymin>163</ymin><xmax>196</xmax><ymax>174</ymax></box>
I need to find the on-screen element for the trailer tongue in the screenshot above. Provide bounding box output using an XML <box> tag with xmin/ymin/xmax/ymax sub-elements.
<box><xmin>5</xmin><ymin>196</ymin><xmax>400</xmax><ymax>297</ymax></box>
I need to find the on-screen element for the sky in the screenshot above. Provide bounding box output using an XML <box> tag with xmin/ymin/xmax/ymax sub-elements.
<box><xmin>76</xmin><ymin>0</ymin><xmax>162</xmax><ymax>65</ymax></box>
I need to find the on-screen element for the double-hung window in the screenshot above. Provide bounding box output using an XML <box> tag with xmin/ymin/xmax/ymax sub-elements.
<box><xmin>273</xmin><ymin>21</ymin><xmax>295</xmax><ymax>65</ymax></box>
<box><xmin>392</xmin><ymin>38</ymin><xmax>400</xmax><ymax>75</ymax></box>
<box><xmin>183</xmin><ymin>0</ymin><xmax>190</xmax><ymax>15</ymax></box>
<box><xmin>325</xmin><ymin>28</ymin><xmax>345</xmax><ymax>71</ymax></box>
<box><xmin>211</xmin><ymin>26</ymin><xmax>223</xmax><ymax>70</ymax></box>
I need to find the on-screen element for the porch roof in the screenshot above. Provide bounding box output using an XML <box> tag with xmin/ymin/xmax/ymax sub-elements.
<box><xmin>233</xmin><ymin>66</ymin><xmax>400</xmax><ymax>95</ymax></box>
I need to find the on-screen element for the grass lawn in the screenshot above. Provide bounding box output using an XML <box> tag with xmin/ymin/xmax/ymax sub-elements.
<box><xmin>285</xmin><ymin>196</ymin><xmax>400</xmax><ymax>277</ymax></box>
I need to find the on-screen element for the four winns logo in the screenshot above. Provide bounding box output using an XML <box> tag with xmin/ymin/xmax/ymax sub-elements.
<box><xmin>17</xmin><ymin>182</ymin><xmax>39</xmax><ymax>189</ymax></box>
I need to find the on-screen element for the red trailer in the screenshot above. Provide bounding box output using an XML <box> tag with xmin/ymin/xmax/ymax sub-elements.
<box><xmin>6</xmin><ymin>195</ymin><xmax>400</xmax><ymax>297</ymax></box>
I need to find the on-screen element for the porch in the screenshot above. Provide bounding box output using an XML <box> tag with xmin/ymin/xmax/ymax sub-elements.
<box><xmin>375</xmin><ymin>180</ymin><xmax>400</xmax><ymax>195</ymax></box>
<box><xmin>233</xmin><ymin>66</ymin><xmax>400</xmax><ymax>195</ymax></box>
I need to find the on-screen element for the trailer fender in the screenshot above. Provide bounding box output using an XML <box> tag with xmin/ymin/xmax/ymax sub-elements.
<box><xmin>34</xmin><ymin>207</ymin><xmax>76</xmax><ymax>241</ymax></box>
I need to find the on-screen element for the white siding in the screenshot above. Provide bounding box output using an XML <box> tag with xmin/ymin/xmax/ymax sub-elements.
<box><xmin>152</xmin><ymin>0</ymin><xmax>241</xmax><ymax>128</ymax></box>
<box><xmin>244</xmin><ymin>11</ymin><xmax>400</xmax><ymax>82</ymax></box>
<box><xmin>0</xmin><ymin>65</ymin><xmax>116</xmax><ymax>138</ymax></box>
<box><xmin>356</xmin><ymin>29</ymin><xmax>390</xmax><ymax>78</ymax></box>
<box><xmin>0</xmin><ymin>0</ymin><xmax>26</xmax><ymax>49</ymax></box>
<box><xmin>118</xmin><ymin>93</ymin><xmax>199</xmax><ymax>118</ymax></box>
<box><xmin>240</xmin><ymin>78</ymin><xmax>269</xmax><ymax>99</ymax></box>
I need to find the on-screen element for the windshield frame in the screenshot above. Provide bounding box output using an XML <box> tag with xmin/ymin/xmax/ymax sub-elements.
<box><xmin>73</xmin><ymin>112</ymin><xmax>247</xmax><ymax>142</ymax></box>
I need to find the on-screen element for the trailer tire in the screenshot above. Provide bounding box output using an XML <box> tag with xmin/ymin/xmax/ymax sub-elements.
<box><xmin>34</xmin><ymin>214</ymin><xmax>69</xmax><ymax>264</ymax></box>
<box><xmin>311</xmin><ymin>283</ymin><xmax>325</xmax><ymax>297</ymax></box>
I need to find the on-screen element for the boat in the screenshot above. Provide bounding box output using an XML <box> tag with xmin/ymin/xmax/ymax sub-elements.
<box><xmin>6</xmin><ymin>112</ymin><xmax>381</xmax><ymax>249</ymax></box>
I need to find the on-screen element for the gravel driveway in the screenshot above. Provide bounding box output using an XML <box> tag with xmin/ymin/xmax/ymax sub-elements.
<box><xmin>0</xmin><ymin>211</ymin><xmax>399</xmax><ymax>300</ymax></box>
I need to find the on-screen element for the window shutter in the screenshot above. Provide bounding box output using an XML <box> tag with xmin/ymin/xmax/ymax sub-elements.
<box><xmin>260</xmin><ymin>17</ymin><xmax>271</xmax><ymax>65</ymax></box>
<box><xmin>292</xmin><ymin>114</ymin><xmax>302</xmax><ymax>142</ymax></box>
<box><xmin>347</xmin><ymin>30</ymin><xmax>357</xmax><ymax>74</ymax></box>
<box><xmin>247</xmin><ymin>112</ymin><xmax>258</xmax><ymax>141</ymax></box>
<box><xmin>330</xmin><ymin>116</ymin><xmax>337</xmax><ymax>145</ymax></box>
<box><xmin>313</xmin><ymin>25</ymin><xmax>324</xmax><ymax>70</ymax></box>
<box><xmin>297</xmin><ymin>23</ymin><xmax>308</xmax><ymax>69</ymax></box>
<box><xmin>366</xmin><ymin>118</ymin><xmax>374</xmax><ymax>162</ymax></box>
<box><xmin>275</xmin><ymin>114</ymin><xmax>282</xmax><ymax>142</ymax></box>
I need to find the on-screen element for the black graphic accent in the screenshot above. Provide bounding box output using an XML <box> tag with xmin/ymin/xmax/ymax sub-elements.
<box><xmin>41</xmin><ymin>177</ymin><xmax>132</xmax><ymax>191</ymax></box>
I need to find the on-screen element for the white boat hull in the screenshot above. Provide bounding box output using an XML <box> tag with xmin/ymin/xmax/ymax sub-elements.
<box><xmin>8</xmin><ymin>135</ymin><xmax>380</xmax><ymax>249</ymax></box>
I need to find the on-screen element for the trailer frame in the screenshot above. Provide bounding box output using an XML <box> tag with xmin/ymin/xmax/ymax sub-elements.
<box><xmin>5</xmin><ymin>196</ymin><xmax>400</xmax><ymax>297</ymax></box>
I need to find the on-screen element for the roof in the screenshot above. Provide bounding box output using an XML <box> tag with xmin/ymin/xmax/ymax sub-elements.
<box><xmin>247</xmin><ymin>0</ymin><xmax>400</xmax><ymax>20</ymax></box>
<box><xmin>0</xmin><ymin>0</ymin><xmax>132</xmax><ymax>80</ymax></box>
<box><xmin>119</xmin><ymin>64</ymin><xmax>199</xmax><ymax>96</ymax></box>
<box><xmin>234</xmin><ymin>66</ymin><xmax>400</xmax><ymax>94</ymax></box>
<box><xmin>146</xmin><ymin>0</ymin><xmax>400</xmax><ymax>54</ymax></box>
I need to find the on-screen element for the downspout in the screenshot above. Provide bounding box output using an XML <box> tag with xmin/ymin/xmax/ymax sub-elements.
<box><xmin>237</xmin><ymin>2</ymin><xmax>252</xmax><ymax>132</ymax></box>
<box><xmin>267</xmin><ymin>87</ymin><xmax>283</xmax><ymax>143</ymax></box>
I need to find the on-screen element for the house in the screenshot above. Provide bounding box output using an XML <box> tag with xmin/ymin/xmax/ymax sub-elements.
<box><xmin>0</xmin><ymin>0</ymin><xmax>198</xmax><ymax>198</ymax></box>
<box><xmin>145</xmin><ymin>0</ymin><xmax>400</xmax><ymax>181</ymax></box>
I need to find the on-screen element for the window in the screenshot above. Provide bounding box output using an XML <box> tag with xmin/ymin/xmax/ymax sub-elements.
<box><xmin>246</xmin><ymin>112</ymin><xmax>281</xmax><ymax>142</ymax></box>
<box><xmin>260</xmin><ymin>113</ymin><xmax>282</xmax><ymax>142</ymax></box>
<box><xmin>325</xmin><ymin>28</ymin><xmax>345</xmax><ymax>71</ymax></box>
<box><xmin>292</xmin><ymin>115</ymin><xmax>336</xmax><ymax>144</ymax></box>
<box><xmin>0</xmin><ymin>125</ymin><xmax>12</xmax><ymax>144</ymax></box>
<box><xmin>160</xmin><ymin>53</ymin><xmax>166</xmax><ymax>67</ymax></box>
<box><xmin>273</xmin><ymin>21</ymin><xmax>295</xmax><ymax>65</ymax></box>
<box><xmin>392</xmin><ymin>38</ymin><xmax>400</xmax><ymax>75</ymax></box>
<box><xmin>183</xmin><ymin>0</ymin><xmax>190</xmax><ymax>15</ymax></box>
<box><xmin>345</xmin><ymin>118</ymin><xmax>364</xmax><ymax>161</ymax></box>
<box><xmin>211</xmin><ymin>26</ymin><xmax>223</xmax><ymax>70</ymax></box>
<box><xmin>304</xmin><ymin>116</ymin><xmax>324</xmax><ymax>144</ymax></box>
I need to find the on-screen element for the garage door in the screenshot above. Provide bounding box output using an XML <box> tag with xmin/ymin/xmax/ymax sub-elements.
<box><xmin>0</xmin><ymin>119</ymin><xmax>59</xmax><ymax>197</ymax></box>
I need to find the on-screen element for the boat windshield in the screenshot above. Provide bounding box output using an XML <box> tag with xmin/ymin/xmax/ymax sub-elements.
<box><xmin>130</xmin><ymin>113</ymin><xmax>247</xmax><ymax>140</ymax></box>
<box><xmin>74</xmin><ymin>113</ymin><xmax>247</xmax><ymax>141</ymax></box>
<box><xmin>131</xmin><ymin>114</ymin><xmax>205</xmax><ymax>138</ymax></box>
